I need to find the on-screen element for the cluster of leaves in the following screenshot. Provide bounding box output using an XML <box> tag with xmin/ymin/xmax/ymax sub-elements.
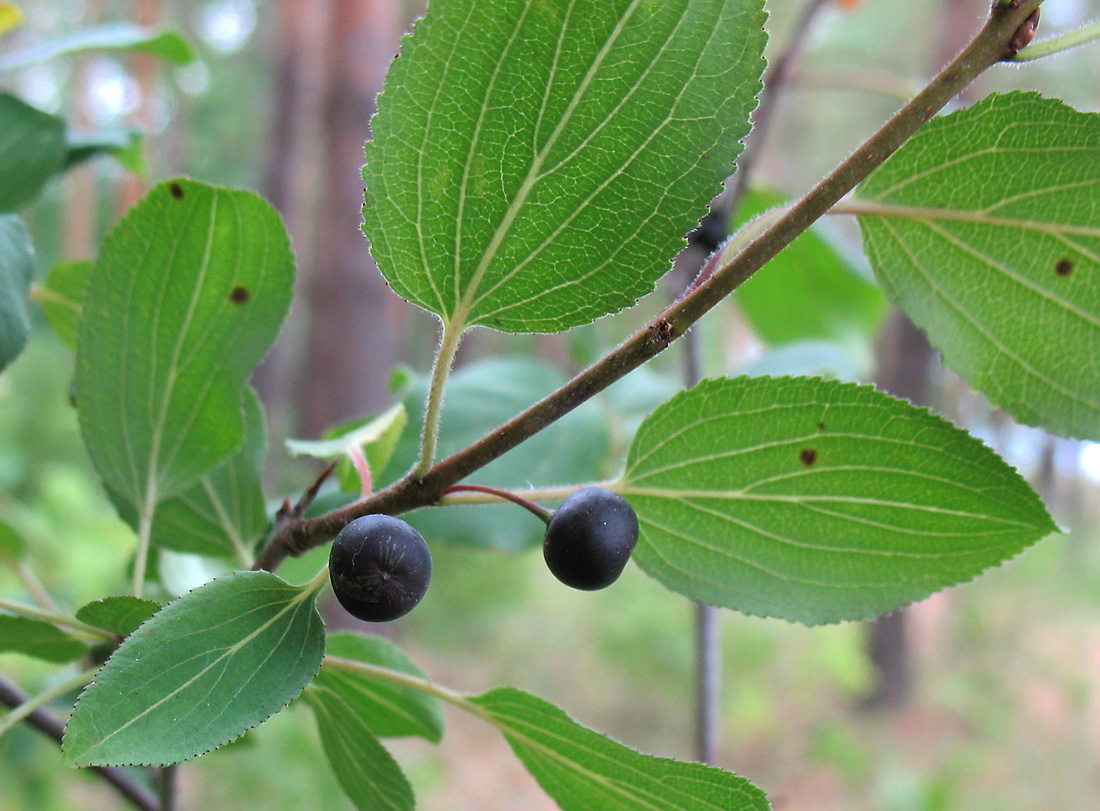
<box><xmin>3</xmin><ymin>0</ymin><xmax>1098</xmax><ymax>809</ymax></box>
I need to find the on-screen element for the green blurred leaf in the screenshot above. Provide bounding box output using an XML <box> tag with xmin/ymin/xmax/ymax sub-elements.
<box><xmin>363</xmin><ymin>0</ymin><xmax>767</xmax><ymax>333</ymax></box>
<box><xmin>0</xmin><ymin>24</ymin><xmax>195</xmax><ymax>72</ymax></box>
<box><xmin>74</xmin><ymin>596</ymin><xmax>160</xmax><ymax>637</ymax></box>
<box><xmin>138</xmin><ymin>387</ymin><xmax>268</xmax><ymax>561</ymax></box>
<box><xmin>0</xmin><ymin>518</ymin><xmax>25</xmax><ymax>561</ymax></box>
<box><xmin>854</xmin><ymin>91</ymin><xmax>1100</xmax><ymax>440</ymax></box>
<box><xmin>318</xmin><ymin>632</ymin><xmax>444</xmax><ymax>742</ymax></box>
<box><xmin>304</xmin><ymin>686</ymin><xmax>415</xmax><ymax>811</ymax></box>
<box><xmin>0</xmin><ymin>213</ymin><xmax>34</xmax><ymax>372</ymax></box>
<box><xmin>622</xmin><ymin>376</ymin><xmax>1056</xmax><ymax>625</ymax></box>
<box><xmin>740</xmin><ymin>339</ymin><xmax>865</xmax><ymax>381</ymax></box>
<box><xmin>62</xmin><ymin>571</ymin><xmax>325</xmax><ymax>767</ymax></box>
<box><xmin>0</xmin><ymin>615</ymin><xmax>87</xmax><ymax>662</ymax></box>
<box><xmin>65</xmin><ymin>128</ymin><xmax>146</xmax><ymax>174</ymax></box>
<box><xmin>76</xmin><ymin>179</ymin><xmax>294</xmax><ymax>517</ymax></box>
<box><xmin>734</xmin><ymin>188</ymin><xmax>884</xmax><ymax>345</ymax></box>
<box><xmin>0</xmin><ymin>94</ymin><xmax>66</xmax><ymax>212</ymax></box>
<box><xmin>35</xmin><ymin>259</ymin><xmax>93</xmax><ymax>352</ymax></box>
<box><xmin>384</xmin><ymin>358</ymin><xmax>610</xmax><ymax>551</ymax></box>
<box><xmin>286</xmin><ymin>403</ymin><xmax>408</xmax><ymax>492</ymax></box>
<box><xmin>471</xmin><ymin>687</ymin><xmax>768</xmax><ymax>810</ymax></box>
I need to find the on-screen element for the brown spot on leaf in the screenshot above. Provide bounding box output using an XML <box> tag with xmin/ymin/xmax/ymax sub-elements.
<box><xmin>800</xmin><ymin>448</ymin><xmax>818</xmax><ymax>467</ymax></box>
<box><xmin>230</xmin><ymin>286</ymin><xmax>250</xmax><ymax>305</ymax></box>
<box><xmin>817</xmin><ymin>422</ymin><xmax>826</xmax><ymax>431</ymax></box>
<box><xmin>169</xmin><ymin>182</ymin><xmax>184</xmax><ymax>199</ymax></box>
<box><xmin>1055</xmin><ymin>258</ymin><xmax>1073</xmax><ymax>277</ymax></box>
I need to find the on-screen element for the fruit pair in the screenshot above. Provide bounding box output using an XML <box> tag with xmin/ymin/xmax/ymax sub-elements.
<box><xmin>328</xmin><ymin>487</ymin><xmax>638</xmax><ymax>622</ymax></box>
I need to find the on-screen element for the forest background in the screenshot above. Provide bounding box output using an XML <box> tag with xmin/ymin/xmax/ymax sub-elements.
<box><xmin>3</xmin><ymin>0</ymin><xmax>1100</xmax><ymax>809</ymax></box>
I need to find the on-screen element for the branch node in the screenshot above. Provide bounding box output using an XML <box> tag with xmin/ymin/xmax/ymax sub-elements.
<box><xmin>1006</xmin><ymin>8</ymin><xmax>1040</xmax><ymax>57</ymax></box>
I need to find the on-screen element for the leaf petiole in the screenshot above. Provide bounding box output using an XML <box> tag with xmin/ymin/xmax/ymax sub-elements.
<box><xmin>439</xmin><ymin>484</ymin><xmax>554</xmax><ymax>523</ymax></box>
<box><xmin>415</xmin><ymin>322</ymin><xmax>464</xmax><ymax>478</ymax></box>
<box><xmin>1012</xmin><ymin>20</ymin><xmax>1100</xmax><ymax>62</ymax></box>
<box><xmin>0</xmin><ymin>667</ymin><xmax>99</xmax><ymax>739</ymax></box>
<box><xmin>0</xmin><ymin>596</ymin><xmax>114</xmax><ymax>642</ymax></box>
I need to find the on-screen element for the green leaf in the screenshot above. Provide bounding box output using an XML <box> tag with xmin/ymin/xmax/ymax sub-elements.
<box><xmin>140</xmin><ymin>387</ymin><xmax>268</xmax><ymax>561</ymax></box>
<box><xmin>363</xmin><ymin>0</ymin><xmax>767</xmax><ymax>333</ymax></box>
<box><xmin>0</xmin><ymin>518</ymin><xmax>25</xmax><ymax>561</ymax></box>
<box><xmin>853</xmin><ymin>91</ymin><xmax>1100</xmax><ymax>441</ymax></box>
<box><xmin>734</xmin><ymin>188</ymin><xmax>884</xmax><ymax>345</ymax></box>
<box><xmin>36</xmin><ymin>259</ymin><xmax>93</xmax><ymax>352</ymax></box>
<box><xmin>286</xmin><ymin>403</ymin><xmax>408</xmax><ymax>493</ymax></box>
<box><xmin>76</xmin><ymin>179</ymin><xmax>294</xmax><ymax>513</ymax></box>
<box><xmin>0</xmin><ymin>615</ymin><xmax>87</xmax><ymax>663</ymax></box>
<box><xmin>471</xmin><ymin>687</ymin><xmax>768</xmax><ymax>811</ymax></box>
<box><xmin>0</xmin><ymin>94</ymin><xmax>66</xmax><ymax>212</ymax></box>
<box><xmin>621</xmin><ymin>376</ymin><xmax>1056</xmax><ymax>625</ymax></box>
<box><xmin>384</xmin><ymin>358</ymin><xmax>610</xmax><ymax>551</ymax></box>
<box><xmin>65</xmin><ymin>128</ymin><xmax>146</xmax><ymax>174</ymax></box>
<box><xmin>74</xmin><ymin>597</ymin><xmax>160</xmax><ymax>637</ymax></box>
<box><xmin>0</xmin><ymin>24</ymin><xmax>195</xmax><ymax>73</ymax></box>
<box><xmin>0</xmin><ymin>213</ymin><xmax>34</xmax><ymax>372</ymax></box>
<box><xmin>317</xmin><ymin>632</ymin><xmax>443</xmax><ymax>742</ymax></box>
<box><xmin>304</xmin><ymin>686</ymin><xmax>415</xmax><ymax>811</ymax></box>
<box><xmin>62</xmin><ymin>571</ymin><xmax>325</xmax><ymax>767</ymax></box>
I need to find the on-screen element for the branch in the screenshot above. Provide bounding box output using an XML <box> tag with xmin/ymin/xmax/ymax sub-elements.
<box><xmin>255</xmin><ymin>0</ymin><xmax>1044</xmax><ymax>572</ymax></box>
<box><xmin>0</xmin><ymin>672</ymin><xmax>160</xmax><ymax>811</ymax></box>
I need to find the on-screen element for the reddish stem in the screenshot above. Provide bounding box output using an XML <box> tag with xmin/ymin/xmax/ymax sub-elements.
<box><xmin>441</xmin><ymin>484</ymin><xmax>554</xmax><ymax>524</ymax></box>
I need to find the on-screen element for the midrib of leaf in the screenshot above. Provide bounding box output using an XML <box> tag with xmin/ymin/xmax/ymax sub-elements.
<box><xmin>451</xmin><ymin>0</ymin><xmax>647</xmax><ymax>330</ymax></box>
<box><xmin>838</xmin><ymin>197</ymin><xmax>1100</xmax><ymax>240</ymax></box>
<box><xmin>197</xmin><ymin>477</ymin><xmax>252</xmax><ymax>567</ymax></box>
<box><xmin>79</xmin><ymin>582</ymin><xmax>315</xmax><ymax>759</ymax></box>
<box><xmin>628</xmin><ymin>428</ymin><xmax>1000</xmax><ymax>484</ymax></box>
<box><xmin>467</xmin><ymin>0</ymin><xmax>701</xmax><ymax>321</ymax></box>
<box><xmin>130</xmin><ymin>192</ymin><xmax>221</xmax><ymax>593</ymax></box>
<box><xmin>481</xmin><ymin>702</ymin><xmax>733</xmax><ymax>811</ymax></box>
<box><xmin>29</xmin><ymin>283</ymin><xmax>79</xmax><ymax>314</ymax></box>
<box><xmin>307</xmin><ymin>689</ymin><xmax>407</xmax><ymax>811</ymax></box>
<box><xmin>324</xmin><ymin>671</ymin><xmax>432</xmax><ymax>736</ymax></box>
<box><xmin>324</xmin><ymin>658</ymin><xmax>759</xmax><ymax>810</ymax></box>
<box><xmin>621</xmin><ymin>485</ymin><xmax>1038</xmax><ymax>531</ymax></box>
<box><xmin>871</xmin><ymin>215</ymin><xmax>1099</xmax><ymax>413</ymax></box>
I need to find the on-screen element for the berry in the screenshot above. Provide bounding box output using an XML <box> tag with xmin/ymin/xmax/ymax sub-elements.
<box><xmin>329</xmin><ymin>515</ymin><xmax>432</xmax><ymax>622</ymax></box>
<box><xmin>543</xmin><ymin>487</ymin><xmax>638</xmax><ymax>590</ymax></box>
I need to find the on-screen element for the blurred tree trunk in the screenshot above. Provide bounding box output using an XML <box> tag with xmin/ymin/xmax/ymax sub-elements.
<box><xmin>866</xmin><ymin>310</ymin><xmax>934</xmax><ymax>708</ymax></box>
<box><xmin>862</xmin><ymin>0</ymin><xmax>985</xmax><ymax>711</ymax></box>
<box><xmin>259</xmin><ymin>0</ymin><xmax>408</xmax><ymax>442</ymax></box>
<box><xmin>298</xmin><ymin>0</ymin><xmax>407</xmax><ymax>437</ymax></box>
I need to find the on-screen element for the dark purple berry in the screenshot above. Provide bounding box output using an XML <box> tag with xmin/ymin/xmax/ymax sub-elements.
<box><xmin>329</xmin><ymin>515</ymin><xmax>432</xmax><ymax>622</ymax></box>
<box><xmin>543</xmin><ymin>487</ymin><xmax>638</xmax><ymax>591</ymax></box>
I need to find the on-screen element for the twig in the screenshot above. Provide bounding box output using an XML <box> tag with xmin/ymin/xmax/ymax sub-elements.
<box><xmin>683</xmin><ymin>0</ymin><xmax>831</xmax><ymax>765</ymax></box>
<box><xmin>0</xmin><ymin>672</ymin><xmax>159</xmax><ymax>811</ymax></box>
<box><xmin>254</xmin><ymin>0</ymin><xmax>1043</xmax><ymax>573</ymax></box>
<box><xmin>441</xmin><ymin>484</ymin><xmax>554</xmax><ymax>523</ymax></box>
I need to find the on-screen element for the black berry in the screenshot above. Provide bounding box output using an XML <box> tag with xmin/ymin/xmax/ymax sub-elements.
<box><xmin>329</xmin><ymin>515</ymin><xmax>432</xmax><ymax>622</ymax></box>
<box><xmin>543</xmin><ymin>487</ymin><xmax>638</xmax><ymax>590</ymax></box>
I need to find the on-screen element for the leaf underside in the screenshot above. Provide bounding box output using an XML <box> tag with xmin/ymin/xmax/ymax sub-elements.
<box><xmin>472</xmin><ymin>687</ymin><xmax>769</xmax><ymax>811</ymax></box>
<box><xmin>62</xmin><ymin>571</ymin><xmax>325</xmax><ymax>767</ymax></box>
<box><xmin>0</xmin><ymin>213</ymin><xmax>34</xmax><ymax>372</ymax></box>
<box><xmin>76</xmin><ymin>179</ymin><xmax>294</xmax><ymax>510</ymax></box>
<box><xmin>364</xmin><ymin>0</ymin><xmax>767</xmax><ymax>333</ymax></box>
<box><xmin>305</xmin><ymin>686</ymin><xmax>416</xmax><ymax>811</ymax></box>
<box><xmin>622</xmin><ymin>375</ymin><xmax>1056</xmax><ymax>625</ymax></box>
<box><xmin>855</xmin><ymin>91</ymin><xmax>1100</xmax><ymax>440</ymax></box>
<box><xmin>316</xmin><ymin>632</ymin><xmax>444</xmax><ymax>742</ymax></box>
